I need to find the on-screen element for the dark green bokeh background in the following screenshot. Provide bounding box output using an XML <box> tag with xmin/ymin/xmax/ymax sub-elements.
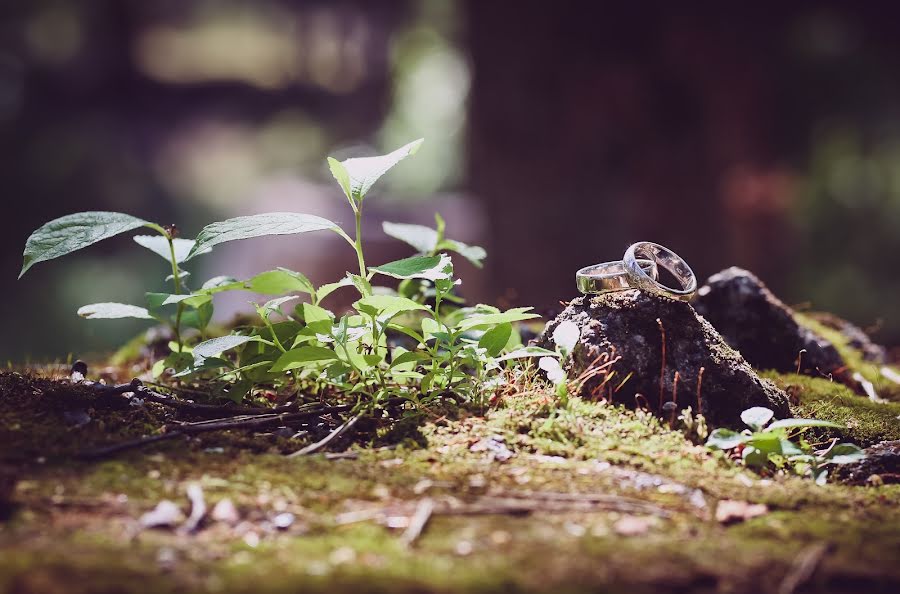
<box><xmin>1</xmin><ymin>0</ymin><xmax>898</xmax><ymax>362</ymax></box>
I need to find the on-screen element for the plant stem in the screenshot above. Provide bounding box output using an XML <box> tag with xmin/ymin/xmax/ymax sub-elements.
<box><xmin>353</xmin><ymin>207</ymin><xmax>368</xmax><ymax>292</ymax></box>
<box><xmin>165</xmin><ymin>233</ymin><xmax>185</xmax><ymax>351</ymax></box>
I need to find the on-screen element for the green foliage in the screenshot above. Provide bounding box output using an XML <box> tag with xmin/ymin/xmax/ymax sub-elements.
<box><xmin>20</xmin><ymin>211</ymin><xmax>152</xmax><ymax>278</ymax></box>
<box><xmin>706</xmin><ymin>406</ymin><xmax>865</xmax><ymax>484</ymax></box>
<box><xmin>20</xmin><ymin>139</ymin><xmax>546</xmax><ymax>409</ymax></box>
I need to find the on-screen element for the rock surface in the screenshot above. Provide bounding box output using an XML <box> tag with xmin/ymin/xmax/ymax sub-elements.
<box><xmin>693</xmin><ymin>267</ymin><xmax>845</xmax><ymax>376</ymax></box>
<box><xmin>834</xmin><ymin>440</ymin><xmax>900</xmax><ymax>485</ymax></box>
<box><xmin>538</xmin><ymin>291</ymin><xmax>790</xmax><ymax>428</ymax></box>
<box><xmin>806</xmin><ymin>311</ymin><xmax>888</xmax><ymax>364</ymax></box>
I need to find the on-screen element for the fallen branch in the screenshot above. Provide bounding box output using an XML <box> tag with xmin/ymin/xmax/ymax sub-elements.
<box><xmin>78</xmin><ymin>405</ymin><xmax>353</xmax><ymax>459</ymax></box>
<box><xmin>287</xmin><ymin>413</ymin><xmax>362</xmax><ymax>458</ymax></box>
<box><xmin>777</xmin><ymin>542</ymin><xmax>831</xmax><ymax>594</ymax></box>
<box><xmin>86</xmin><ymin>379</ymin><xmax>298</xmax><ymax>418</ymax></box>
<box><xmin>400</xmin><ymin>498</ymin><xmax>434</xmax><ymax>547</ymax></box>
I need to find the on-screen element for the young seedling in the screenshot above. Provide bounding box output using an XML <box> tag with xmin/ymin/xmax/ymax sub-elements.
<box><xmin>706</xmin><ymin>406</ymin><xmax>865</xmax><ymax>484</ymax></box>
<box><xmin>21</xmin><ymin>139</ymin><xmax>552</xmax><ymax>409</ymax></box>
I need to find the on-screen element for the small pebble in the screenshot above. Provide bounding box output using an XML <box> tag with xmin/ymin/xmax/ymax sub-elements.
<box><xmin>272</xmin><ymin>512</ymin><xmax>295</xmax><ymax>529</ymax></box>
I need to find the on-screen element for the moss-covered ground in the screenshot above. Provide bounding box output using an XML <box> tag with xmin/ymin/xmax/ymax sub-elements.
<box><xmin>2</xmin><ymin>363</ymin><xmax>900</xmax><ymax>594</ymax></box>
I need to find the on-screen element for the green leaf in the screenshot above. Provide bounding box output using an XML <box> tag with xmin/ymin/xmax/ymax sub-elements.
<box><xmin>539</xmin><ymin>356</ymin><xmax>565</xmax><ymax>384</ymax></box>
<box><xmin>270</xmin><ymin>346</ymin><xmax>339</xmax><ymax>372</ymax></box>
<box><xmin>258</xmin><ymin>296</ymin><xmax>300</xmax><ymax>319</ymax></box>
<box><xmin>382</xmin><ymin>222</ymin><xmax>438</xmax><ymax>253</ymax></box>
<box><xmin>496</xmin><ymin>346</ymin><xmax>558</xmax><ymax>361</ymax></box>
<box><xmin>301</xmin><ymin>302</ymin><xmax>334</xmax><ymax>334</ymax></box>
<box><xmin>741</xmin><ymin>445</ymin><xmax>770</xmax><ymax>468</ymax></box>
<box><xmin>382</xmin><ymin>220</ymin><xmax>487</xmax><ymax>268</ymax></box>
<box><xmin>133</xmin><ymin>235</ymin><xmax>209</xmax><ymax>264</ymax></box>
<box><xmin>316</xmin><ymin>276</ymin><xmax>354</xmax><ymax>303</ymax></box>
<box><xmin>456</xmin><ymin>307</ymin><xmax>540</xmax><ymax>332</ymax></box>
<box><xmin>329</xmin><ymin>139</ymin><xmax>424</xmax><ymax>203</ymax></box>
<box><xmin>390</xmin><ymin>350</ymin><xmax>426</xmax><ymax>370</ymax></box>
<box><xmin>77</xmin><ymin>302</ymin><xmax>155</xmax><ymax>320</ymax></box>
<box><xmin>436</xmin><ymin>239</ymin><xmax>487</xmax><ymax>268</ymax></box>
<box><xmin>327</xmin><ymin>157</ymin><xmax>353</xmax><ymax>203</ymax></box>
<box><xmin>741</xmin><ymin>407</ymin><xmax>774</xmax><ymax>431</ymax></box>
<box><xmin>747</xmin><ymin>431</ymin><xmax>783</xmax><ymax>454</ymax></box>
<box><xmin>193</xmin><ymin>335</ymin><xmax>261</xmax><ymax>362</ymax></box>
<box><xmin>766</xmin><ymin>418</ymin><xmax>844</xmax><ymax>431</ymax></box>
<box><xmin>21</xmin><ymin>211</ymin><xmax>151</xmax><ymax>278</ymax></box>
<box><xmin>370</xmin><ymin>254</ymin><xmax>452</xmax><ymax>281</ymax></box>
<box><xmin>187</xmin><ymin>212</ymin><xmax>338</xmax><ymax>260</ymax></box>
<box><xmin>347</xmin><ymin>273</ymin><xmax>372</xmax><ymax>297</ymax></box>
<box><xmin>182</xmin><ymin>300</ymin><xmax>213</xmax><ymax>331</ymax></box>
<box><xmin>825</xmin><ymin>443</ymin><xmax>866</xmax><ymax>464</ymax></box>
<box><xmin>355</xmin><ymin>295</ymin><xmax>428</xmax><ymax>319</ymax></box>
<box><xmin>479</xmin><ymin>323</ymin><xmax>512</xmax><ymax>357</ymax></box>
<box><xmin>159</xmin><ymin>293</ymin><xmax>212</xmax><ymax>308</ymax></box>
<box><xmin>780</xmin><ymin>439</ymin><xmax>805</xmax><ymax>457</ymax></box>
<box><xmin>552</xmin><ymin>320</ymin><xmax>580</xmax><ymax>356</ymax></box>
<box><xmin>247</xmin><ymin>268</ymin><xmax>315</xmax><ymax>296</ymax></box>
<box><xmin>706</xmin><ymin>428</ymin><xmax>747</xmax><ymax>450</ymax></box>
<box><xmin>200</xmin><ymin>276</ymin><xmax>243</xmax><ymax>294</ymax></box>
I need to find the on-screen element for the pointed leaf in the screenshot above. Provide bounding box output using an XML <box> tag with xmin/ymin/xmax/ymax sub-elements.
<box><xmin>21</xmin><ymin>211</ymin><xmax>151</xmax><ymax>278</ymax></box>
<box><xmin>825</xmin><ymin>443</ymin><xmax>866</xmax><ymax>465</ymax></box>
<box><xmin>247</xmin><ymin>268</ymin><xmax>315</xmax><ymax>296</ymax></box>
<box><xmin>766</xmin><ymin>418</ymin><xmax>844</xmax><ymax>431</ymax></box>
<box><xmin>552</xmin><ymin>320</ymin><xmax>581</xmax><ymax>355</ymax></box>
<box><xmin>437</xmin><ymin>238</ymin><xmax>487</xmax><ymax>268</ymax></box>
<box><xmin>741</xmin><ymin>407</ymin><xmax>774</xmax><ymax>431</ymax></box>
<box><xmin>133</xmin><ymin>235</ymin><xmax>209</xmax><ymax>264</ymax></box>
<box><xmin>456</xmin><ymin>307</ymin><xmax>540</xmax><ymax>331</ymax></box>
<box><xmin>316</xmin><ymin>276</ymin><xmax>354</xmax><ymax>303</ymax></box>
<box><xmin>270</xmin><ymin>346</ymin><xmax>339</xmax><ymax>372</ymax></box>
<box><xmin>539</xmin><ymin>356</ymin><xmax>566</xmax><ymax>383</ymax></box>
<box><xmin>332</xmin><ymin>139</ymin><xmax>424</xmax><ymax>202</ymax></box>
<box><xmin>382</xmin><ymin>222</ymin><xmax>438</xmax><ymax>253</ymax></box>
<box><xmin>370</xmin><ymin>254</ymin><xmax>451</xmax><ymax>281</ymax></box>
<box><xmin>496</xmin><ymin>346</ymin><xmax>558</xmax><ymax>361</ymax></box>
<box><xmin>193</xmin><ymin>335</ymin><xmax>261</xmax><ymax>362</ymax></box>
<box><xmin>77</xmin><ymin>302</ymin><xmax>155</xmax><ymax>320</ymax></box>
<box><xmin>705</xmin><ymin>428</ymin><xmax>747</xmax><ymax>450</ymax></box>
<box><xmin>187</xmin><ymin>212</ymin><xmax>338</xmax><ymax>259</ymax></box>
<box><xmin>354</xmin><ymin>295</ymin><xmax>428</xmax><ymax>318</ymax></box>
<box><xmin>479</xmin><ymin>323</ymin><xmax>512</xmax><ymax>357</ymax></box>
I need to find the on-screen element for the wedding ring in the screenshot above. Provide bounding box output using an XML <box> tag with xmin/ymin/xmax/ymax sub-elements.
<box><xmin>623</xmin><ymin>241</ymin><xmax>697</xmax><ymax>301</ymax></box>
<box><xmin>576</xmin><ymin>259</ymin><xmax>658</xmax><ymax>295</ymax></box>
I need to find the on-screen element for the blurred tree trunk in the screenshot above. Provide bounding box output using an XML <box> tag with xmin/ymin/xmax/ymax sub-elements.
<box><xmin>465</xmin><ymin>1</ymin><xmax>800</xmax><ymax>310</ymax></box>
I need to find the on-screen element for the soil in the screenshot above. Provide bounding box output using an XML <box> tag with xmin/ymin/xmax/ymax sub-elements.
<box><xmin>3</xmin><ymin>352</ymin><xmax>900</xmax><ymax>594</ymax></box>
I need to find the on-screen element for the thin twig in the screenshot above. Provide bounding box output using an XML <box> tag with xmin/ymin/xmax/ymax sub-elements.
<box><xmin>656</xmin><ymin>318</ymin><xmax>667</xmax><ymax>411</ymax></box>
<box><xmin>87</xmin><ymin>379</ymin><xmax>298</xmax><ymax>418</ymax></box>
<box><xmin>778</xmin><ymin>542</ymin><xmax>831</xmax><ymax>594</ymax></box>
<box><xmin>286</xmin><ymin>413</ymin><xmax>362</xmax><ymax>458</ymax></box>
<box><xmin>400</xmin><ymin>498</ymin><xmax>434</xmax><ymax>547</ymax></box>
<box><xmin>78</xmin><ymin>405</ymin><xmax>353</xmax><ymax>459</ymax></box>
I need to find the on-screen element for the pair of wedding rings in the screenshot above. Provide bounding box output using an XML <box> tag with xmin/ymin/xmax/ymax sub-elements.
<box><xmin>576</xmin><ymin>241</ymin><xmax>697</xmax><ymax>301</ymax></box>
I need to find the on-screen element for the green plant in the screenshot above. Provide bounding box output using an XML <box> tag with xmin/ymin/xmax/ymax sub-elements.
<box><xmin>706</xmin><ymin>406</ymin><xmax>865</xmax><ymax>484</ymax></box>
<box><xmin>19</xmin><ymin>139</ymin><xmax>556</xmax><ymax>407</ymax></box>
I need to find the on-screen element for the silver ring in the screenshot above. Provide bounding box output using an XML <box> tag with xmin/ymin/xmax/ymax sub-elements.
<box><xmin>623</xmin><ymin>242</ymin><xmax>697</xmax><ymax>301</ymax></box>
<box><xmin>576</xmin><ymin>259</ymin><xmax>658</xmax><ymax>295</ymax></box>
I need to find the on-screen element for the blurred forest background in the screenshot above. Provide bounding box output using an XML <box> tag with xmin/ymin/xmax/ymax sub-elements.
<box><xmin>1</xmin><ymin>0</ymin><xmax>899</xmax><ymax>361</ymax></box>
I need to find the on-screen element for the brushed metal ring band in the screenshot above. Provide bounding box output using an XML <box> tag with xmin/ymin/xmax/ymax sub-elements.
<box><xmin>576</xmin><ymin>259</ymin><xmax>658</xmax><ymax>295</ymax></box>
<box><xmin>623</xmin><ymin>242</ymin><xmax>697</xmax><ymax>301</ymax></box>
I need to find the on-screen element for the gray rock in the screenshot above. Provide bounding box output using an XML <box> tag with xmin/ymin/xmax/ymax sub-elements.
<box><xmin>806</xmin><ymin>312</ymin><xmax>887</xmax><ymax>364</ymax></box>
<box><xmin>538</xmin><ymin>291</ymin><xmax>790</xmax><ymax>428</ymax></box>
<box><xmin>694</xmin><ymin>267</ymin><xmax>845</xmax><ymax>376</ymax></box>
<box><xmin>833</xmin><ymin>440</ymin><xmax>900</xmax><ymax>485</ymax></box>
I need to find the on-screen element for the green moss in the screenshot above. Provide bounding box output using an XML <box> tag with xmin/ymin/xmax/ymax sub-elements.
<box><xmin>795</xmin><ymin>313</ymin><xmax>900</xmax><ymax>402</ymax></box>
<box><xmin>5</xmin><ymin>371</ymin><xmax>900</xmax><ymax>593</ymax></box>
<box><xmin>766</xmin><ymin>372</ymin><xmax>900</xmax><ymax>446</ymax></box>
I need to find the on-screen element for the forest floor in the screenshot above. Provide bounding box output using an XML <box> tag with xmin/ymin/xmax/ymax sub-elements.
<box><xmin>2</xmin><ymin>367</ymin><xmax>900</xmax><ymax>594</ymax></box>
